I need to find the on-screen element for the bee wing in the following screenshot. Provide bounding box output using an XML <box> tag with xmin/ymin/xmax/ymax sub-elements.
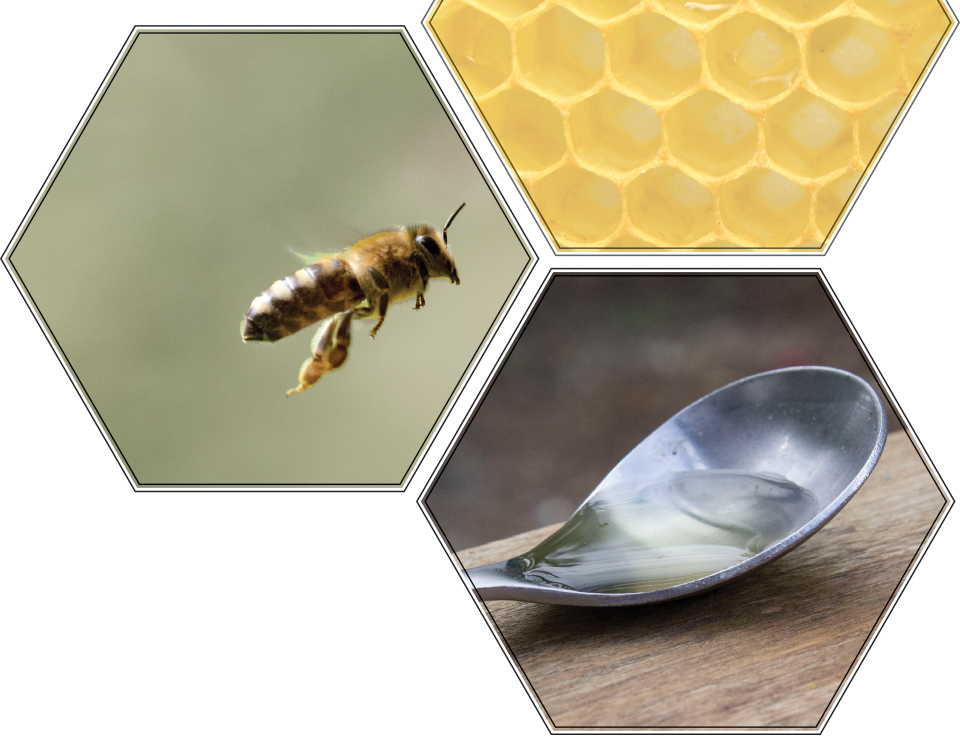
<box><xmin>286</xmin><ymin>223</ymin><xmax>362</xmax><ymax>265</ymax></box>
<box><xmin>288</xmin><ymin>246</ymin><xmax>335</xmax><ymax>265</ymax></box>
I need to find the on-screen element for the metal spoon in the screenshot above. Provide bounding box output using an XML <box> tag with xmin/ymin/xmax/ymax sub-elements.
<box><xmin>466</xmin><ymin>366</ymin><xmax>887</xmax><ymax>607</ymax></box>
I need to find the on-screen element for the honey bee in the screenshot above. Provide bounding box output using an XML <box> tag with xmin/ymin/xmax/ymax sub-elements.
<box><xmin>242</xmin><ymin>203</ymin><xmax>465</xmax><ymax>395</ymax></box>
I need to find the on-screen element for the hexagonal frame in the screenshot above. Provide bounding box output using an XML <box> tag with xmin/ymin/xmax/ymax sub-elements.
<box><xmin>424</xmin><ymin>0</ymin><xmax>958</xmax><ymax>253</ymax></box>
<box><xmin>418</xmin><ymin>267</ymin><xmax>952</xmax><ymax>733</ymax></box>
<box><xmin>2</xmin><ymin>25</ymin><xmax>537</xmax><ymax>491</ymax></box>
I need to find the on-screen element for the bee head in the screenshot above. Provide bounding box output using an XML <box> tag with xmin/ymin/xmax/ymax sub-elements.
<box><xmin>414</xmin><ymin>203</ymin><xmax>465</xmax><ymax>285</ymax></box>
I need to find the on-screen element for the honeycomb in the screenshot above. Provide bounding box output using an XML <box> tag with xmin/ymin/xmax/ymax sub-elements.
<box><xmin>430</xmin><ymin>0</ymin><xmax>953</xmax><ymax>248</ymax></box>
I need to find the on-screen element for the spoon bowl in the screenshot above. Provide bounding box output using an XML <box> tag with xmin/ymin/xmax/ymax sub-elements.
<box><xmin>467</xmin><ymin>366</ymin><xmax>887</xmax><ymax>606</ymax></box>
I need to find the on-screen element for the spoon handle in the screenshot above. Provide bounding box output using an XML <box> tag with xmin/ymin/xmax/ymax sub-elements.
<box><xmin>465</xmin><ymin>560</ymin><xmax>532</xmax><ymax>601</ymax></box>
<box><xmin>466</xmin><ymin>560</ymin><xmax>635</xmax><ymax>606</ymax></box>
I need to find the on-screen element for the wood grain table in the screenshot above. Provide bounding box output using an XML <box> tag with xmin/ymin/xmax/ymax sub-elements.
<box><xmin>457</xmin><ymin>430</ymin><xmax>947</xmax><ymax>731</ymax></box>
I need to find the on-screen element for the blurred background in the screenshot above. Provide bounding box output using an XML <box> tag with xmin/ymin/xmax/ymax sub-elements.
<box><xmin>426</xmin><ymin>274</ymin><xmax>899</xmax><ymax>551</ymax></box>
<box><xmin>10</xmin><ymin>31</ymin><xmax>528</xmax><ymax>486</ymax></box>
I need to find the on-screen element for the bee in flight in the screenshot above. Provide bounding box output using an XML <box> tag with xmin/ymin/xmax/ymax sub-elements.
<box><xmin>242</xmin><ymin>203</ymin><xmax>465</xmax><ymax>395</ymax></box>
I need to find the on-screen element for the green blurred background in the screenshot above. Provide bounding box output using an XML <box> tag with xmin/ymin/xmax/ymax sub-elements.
<box><xmin>426</xmin><ymin>274</ymin><xmax>899</xmax><ymax>551</ymax></box>
<box><xmin>11</xmin><ymin>31</ymin><xmax>529</xmax><ymax>486</ymax></box>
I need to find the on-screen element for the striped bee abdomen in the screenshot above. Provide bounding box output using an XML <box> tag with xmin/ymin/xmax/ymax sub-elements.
<box><xmin>241</xmin><ymin>258</ymin><xmax>364</xmax><ymax>343</ymax></box>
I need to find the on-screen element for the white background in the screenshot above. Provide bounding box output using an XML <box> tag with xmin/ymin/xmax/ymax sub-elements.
<box><xmin>1</xmin><ymin>1</ymin><xmax>956</xmax><ymax>739</ymax></box>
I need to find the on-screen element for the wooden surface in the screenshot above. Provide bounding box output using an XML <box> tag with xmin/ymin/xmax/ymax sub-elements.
<box><xmin>459</xmin><ymin>431</ymin><xmax>945</xmax><ymax>731</ymax></box>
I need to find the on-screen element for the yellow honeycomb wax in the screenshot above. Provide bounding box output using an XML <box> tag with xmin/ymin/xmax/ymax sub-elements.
<box><xmin>568</xmin><ymin>90</ymin><xmax>662</xmax><ymax>170</ymax></box>
<box><xmin>706</xmin><ymin>13</ymin><xmax>801</xmax><ymax>100</ymax></box>
<box><xmin>429</xmin><ymin>0</ymin><xmax>953</xmax><ymax>249</ymax></box>
<box><xmin>763</xmin><ymin>89</ymin><xmax>853</xmax><ymax>177</ymax></box>
<box><xmin>665</xmin><ymin>90</ymin><xmax>758</xmax><ymax>176</ymax></box>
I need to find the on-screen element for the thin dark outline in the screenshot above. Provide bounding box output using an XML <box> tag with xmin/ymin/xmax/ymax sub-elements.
<box><xmin>417</xmin><ymin>268</ymin><xmax>953</xmax><ymax>734</ymax></box>
<box><xmin>820</xmin><ymin>0</ymin><xmax>957</xmax><ymax>248</ymax></box>
<box><xmin>422</xmin><ymin>0</ymin><xmax>958</xmax><ymax>255</ymax></box>
<box><xmin>2</xmin><ymin>24</ymin><xmax>538</xmax><ymax>492</ymax></box>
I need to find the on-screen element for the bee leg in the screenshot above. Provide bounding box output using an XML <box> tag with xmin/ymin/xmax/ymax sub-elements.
<box><xmin>286</xmin><ymin>311</ymin><xmax>354</xmax><ymax>395</ymax></box>
<box><xmin>369</xmin><ymin>292</ymin><xmax>389</xmax><ymax>338</ymax></box>
<box><xmin>359</xmin><ymin>267</ymin><xmax>392</xmax><ymax>338</ymax></box>
<box><xmin>412</xmin><ymin>254</ymin><xmax>429</xmax><ymax>311</ymax></box>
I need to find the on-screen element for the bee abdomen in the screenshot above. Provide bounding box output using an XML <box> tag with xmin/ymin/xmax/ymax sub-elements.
<box><xmin>242</xmin><ymin>258</ymin><xmax>364</xmax><ymax>342</ymax></box>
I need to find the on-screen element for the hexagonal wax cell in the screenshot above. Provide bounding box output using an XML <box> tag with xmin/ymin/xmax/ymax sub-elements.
<box><xmin>515</xmin><ymin>5</ymin><xmax>605</xmax><ymax>98</ymax></box>
<box><xmin>807</xmin><ymin>17</ymin><xmax>900</xmax><ymax>103</ymax></box>
<box><xmin>570</xmin><ymin>90</ymin><xmax>662</xmax><ymax>173</ymax></box>
<box><xmin>532</xmin><ymin>165</ymin><xmax>623</xmax><ymax>244</ymax></box>
<box><xmin>432</xmin><ymin>1</ymin><xmax>512</xmax><ymax>96</ymax></box>
<box><xmin>720</xmin><ymin>169</ymin><xmax>811</xmax><ymax>245</ymax></box>
<box><xmin>666</xmin><ymin>90</ymin><xmax>758</xmax><ymax>177</ymax></box>
<box><xmin>482</xmin><ymin>88</ymin><xmax>567</xmax><ymax>172</ymax></box>
<box><xmin>764</xmin><ymin>89</ymin><xmax>853</xmax><ymax>179</ymax></box>
<box><xmin>625</xmin><ymin>166</ymin><xmax>715</xmax><ymax>245</ymax></box>
<box><xmin>609</xmin><ymin>13</ymin><xmax>702</xmax><ymax>101</ymax></box>
<box><xmin>707</xmin><ymin>12</ymin><xmax>800</xmax><ymax>101</ymax></box>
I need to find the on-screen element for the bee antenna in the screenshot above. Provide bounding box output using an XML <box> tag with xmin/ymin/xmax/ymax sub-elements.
<box><xmin>443</xmin><ymin>202</ymin><xmax>466</xmax><ymax>244</ymax></box>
